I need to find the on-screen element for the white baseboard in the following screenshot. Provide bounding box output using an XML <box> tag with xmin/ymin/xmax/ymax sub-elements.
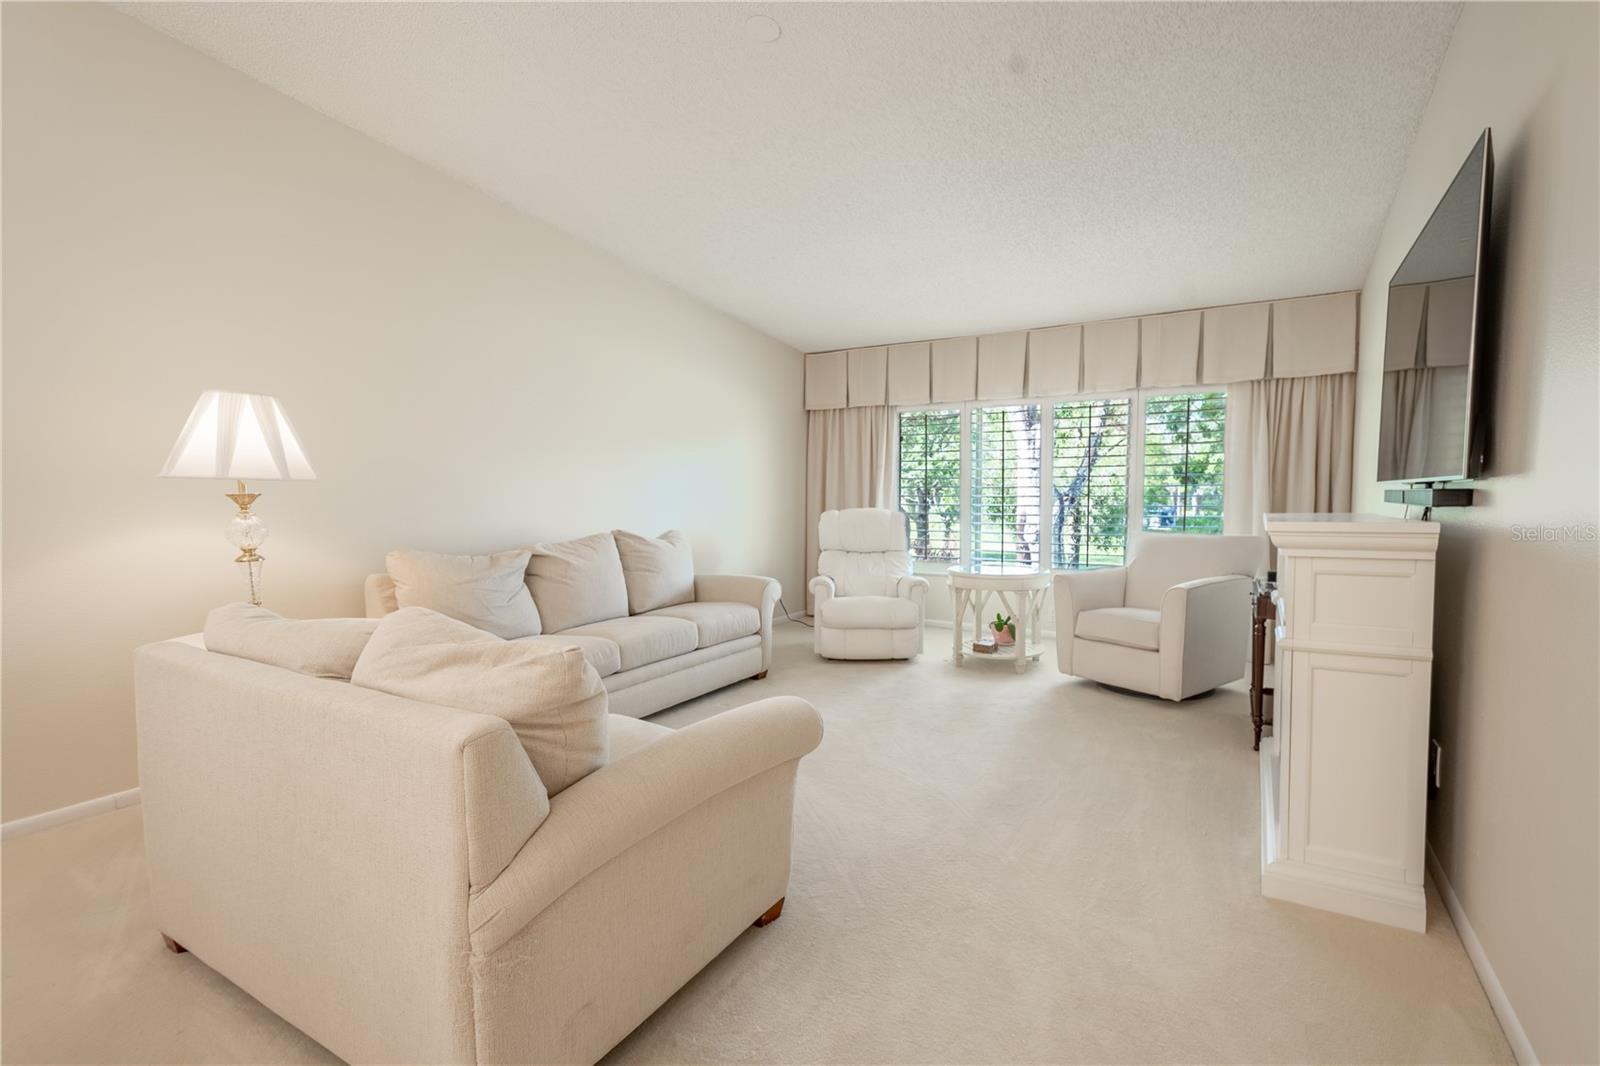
<box><xmin>1</xmin><ymin>787</ymin><xmax>142</xmax><ymax>842</ymax></box>
<box><xmin>1428</xmin><ymin>842</ymin><xmax>1538</xmax><ymax>1065</ymax></box>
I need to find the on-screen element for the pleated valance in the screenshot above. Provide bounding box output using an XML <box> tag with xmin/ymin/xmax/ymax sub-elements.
<box><xmin>804</xmin><ymin>289</ymin><xmax>1359</xmax><ymax>409</ymax></box>
<box><xmin>1083</xmin><ymin>318</ymin><xmax>1140</xmax><ymax>392</ymax></box>
<box><xmin>846</xmin><ymin>346</ymin><xmax>887</xmax><ymax>408</ymax></box>
<box><xmin>930</xmin><ymin>336</ymin><xmax>977</xmax><ymax>403</ymax></box>
<box><xmin>1203</xmin><ymin>302</ymin><xmax>1270</xmax><ymax>384</ymax></box>
<box><xmin>1271</xmin><ymin>292</ymin><xmax>1359</xmax><ymax>378</ymax></box>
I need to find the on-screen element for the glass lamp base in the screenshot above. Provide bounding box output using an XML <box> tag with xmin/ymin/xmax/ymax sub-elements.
<box><xmin>235</xmin><ymin>555</ymin><xmax>265</xmax><ymax>607</ymax></box>
<box><xmin>224</xmin><ymin>486</ymin><xmax>269</xmax><ymax>607</ymax></box>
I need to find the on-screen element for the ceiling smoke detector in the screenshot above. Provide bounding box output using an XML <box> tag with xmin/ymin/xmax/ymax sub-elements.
<box><xmin>745</xmin><ymin>14</ymin><xmax>782</xmax><ymax>44</ymax></box>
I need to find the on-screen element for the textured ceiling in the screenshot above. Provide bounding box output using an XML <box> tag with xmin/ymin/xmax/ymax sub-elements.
<box><xmin>122</xmin><ymin>2</ymin><xmax>1461</xmax><ymax>353</ymax></box>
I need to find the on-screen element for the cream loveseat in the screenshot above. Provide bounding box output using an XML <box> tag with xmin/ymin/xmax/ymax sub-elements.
<box><xmin>366</xmin><ymin>530</ymin><xmax>781</xmax><ymax>718</ymax></box>
<box><xmin>1053</xmin><ymin>532</ymin><xmax>1266</xmax><ymax>700</ymax></box>
<box><xmin>135</xmin><ymin>633</ymin><xmax>823</xmax><ymax>1064</ymax></box>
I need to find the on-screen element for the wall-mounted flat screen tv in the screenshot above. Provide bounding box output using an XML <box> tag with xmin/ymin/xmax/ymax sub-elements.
<box><xmin>1377</xmin><ymin>129</ymin><xmax>1493</xmax><ymax>483</ymax></box>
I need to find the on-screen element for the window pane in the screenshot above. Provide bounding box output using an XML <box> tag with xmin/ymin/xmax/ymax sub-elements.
<box><xmin>1052</xmin><ymin>398</ymin><xmax>1129</xmax><ymax>568</ymax></box>
<box><xmin>1142</xmin><ymin>392</ymin><xmax>1226</xmax><ymax>534</ymax></box>
<box><xmin>897</xmin><ymin>408</ymin><xmax>961</xmax><ymax>564</ymax></box>
<box><xmin>970</xmin><ymin>404</ymin><xmax>1042</xmax><ymax>567</ymax></box>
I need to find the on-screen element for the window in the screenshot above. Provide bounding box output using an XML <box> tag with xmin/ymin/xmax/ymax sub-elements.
<box><xmin>1142</xmin><ymin>392</ymin><xmax>1226</xmax><ymax>534</ymax></box>
<box><xmin>896</xmin><ymin>408</ymin><xmax>961</xmax><ymax>563</ymax></box>
<box><xmin>970</xmin><ymin>404</ymin><xmax>1042</xmax><ymax>567</ymax></box>
<box><xmin>893</xmin><ymin>390</ymin><xmax>1227</xmax><ymax>573</ymax></box>
<box><xmin>1052</xmin><ymin>398</ymin><xmax>1129</xmax><ymax>568</ymax></box>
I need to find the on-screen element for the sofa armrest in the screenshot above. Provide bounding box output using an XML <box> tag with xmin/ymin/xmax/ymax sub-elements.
<box><xmin>1052</xmin><ymin>566</ymin><xmax>1126</xmax><ymax>676</ymax></box>
<box><xmin>134</xmin><ymin>640</ymin><xmax>529</xmax><ymax>1063</ymax></box>
<box><xmin>809</xmin><ymin>575</ymin><xmax>836</xmax><ymax>611</ymax></box>
<box><xmin>896</xmin><ymin>573</ymin><xmax>934</xmax><ymax>598</ymax></box>
<box><xmin>696</xmin><ymin>573</ymin><xmax>781</xmax><ymax>671</ymax></box>
<box><xmin>467</xmin><ymin>696</ymin><xmax>824</xmax><ymax>956</ymax></box>
<box><xmin>896</xmin><ymin>575</ymin><xmax>929</xmax><ymax>612</ymax></box>
<box><xmin>1158</xmin><ymin>574</ymin><xmax>1253</xmax><ymax>700</ymax></box>
<box><xmin>364</xmin><ymin>573</ymin><xmax>398</xmax><ymax>618</ymax></box>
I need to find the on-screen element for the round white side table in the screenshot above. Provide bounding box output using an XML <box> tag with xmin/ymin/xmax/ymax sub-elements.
<box><xmin>947</xmin><ymin>564</ymin><xmax>1052</xmax><ymax>673</ymax></box>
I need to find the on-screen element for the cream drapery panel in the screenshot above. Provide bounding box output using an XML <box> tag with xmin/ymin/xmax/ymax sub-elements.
<box><xmin>804</xmin><ymin>406</ymin><xmax>892</xmax><ymax>612</ymax></box>
<box><xmin>1224</xmin><ymin>372</ymin><xmax>1356</xmax><ymax>546</ymax></box>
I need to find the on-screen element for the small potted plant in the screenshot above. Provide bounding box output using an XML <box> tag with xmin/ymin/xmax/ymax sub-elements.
<box><xmin>990</xmin><ymin>612</ymin><xmax>1016</xmax><ymax>646</ymax></box>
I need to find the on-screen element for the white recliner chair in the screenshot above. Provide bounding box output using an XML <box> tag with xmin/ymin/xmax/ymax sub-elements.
<box><xmin>810</xmin><ymin>508</ymin><xmax>929</xmax><ymax>660</ymax></box>
<box><xmin>1054</xmin><ymin>532</ymin><xmax>1266</xmax><ymax>700</ymax></box>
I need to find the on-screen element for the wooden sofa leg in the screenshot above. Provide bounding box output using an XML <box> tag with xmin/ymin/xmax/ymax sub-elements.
<box><xmin>753</xmin><ymin>898</ymin><xmax>784</xmax><ymax>928</ymax></box>
<box><xmin>161</xmin><ymin>934</ymin><xmax>187</xmax><ymax>954</ymax></box>
<box><xmin>753</xmin><ymin>670</ymin><xmax>768</xmax><ymax>680</ymax></box>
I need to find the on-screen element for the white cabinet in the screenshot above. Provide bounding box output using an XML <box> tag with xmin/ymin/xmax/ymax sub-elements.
<box><xmin>1260</xmin><ymin>513</ymin><xmax>1439</xmax><ymax>931</ymax></box>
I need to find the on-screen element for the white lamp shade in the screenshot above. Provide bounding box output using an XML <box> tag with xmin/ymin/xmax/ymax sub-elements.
<box><xmin>160</xmin><ymin>391</ymin><xmax>316</xmax><ymax>480</ymax></box>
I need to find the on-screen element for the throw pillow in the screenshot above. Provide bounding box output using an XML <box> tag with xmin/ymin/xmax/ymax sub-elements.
<box><xmin>613</xmin><ymin>529</ymin><xmax>695</xmax><ymax>614</ymax></box>
<box><xmin>525</xmin><ymin>532</ymin><xmax>629</xmax><ymax>632</ymax></box>
<box><xmin>204</xmin><ymin>603</ymin><xmax>379</xmax><ymax>680</ymax></box>
<box><xmin>350</xmin><ymin>607</ymin><xmax>607</xmax><ymax>796</ymax></box>
<box><xmin>385</xmin><ymin>549</ymin><xmax>541</xmax><ymax>639</ymax></box>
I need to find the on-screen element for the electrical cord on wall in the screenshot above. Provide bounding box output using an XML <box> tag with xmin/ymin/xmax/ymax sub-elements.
<box><xmin>777</xmin><ymin>597</ymin><xmax>813</xmax><ymax>628</ymax></box>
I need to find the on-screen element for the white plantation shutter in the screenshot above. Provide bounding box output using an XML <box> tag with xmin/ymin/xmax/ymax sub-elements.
<box><xmin>1051</xmin><ymin>398</ymin><xmax>1130</xmax><ymax>569</ymax></box>
<box><xmin>969</xmin><ymin>403</ymin><xmax>1043</xmax><ymax>567</ymax></box>
<box><xmin>896</xmin><ymin>408</ymin><xmax>962</xmax><ymax>564</ymax></box>
<box><xmin>1143</xmin><ymin>392</ymin><xmax>1227</xmax><ymax>534</ymax></box>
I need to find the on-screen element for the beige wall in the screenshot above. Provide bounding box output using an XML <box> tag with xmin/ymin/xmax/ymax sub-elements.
<box><xmin>1352</xmin><ymin>4</ymin><xmax>1598</xmax><ymax>1062</ymax></box>
<box><xmin>1</xmin><ymin>4</ymin><xmax>805</xmax><ymax>822</ymax></box>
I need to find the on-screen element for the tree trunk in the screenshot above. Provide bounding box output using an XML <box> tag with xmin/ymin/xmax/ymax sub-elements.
<box><xmin>1054</xmin><ymin>424</ymin><xmax>1107</xmax><ymax>570</ymax></box>
<box><xmin>912</xmin><ymin>487</ymin><xmax>931</xmax><ymax>559</ymax></box>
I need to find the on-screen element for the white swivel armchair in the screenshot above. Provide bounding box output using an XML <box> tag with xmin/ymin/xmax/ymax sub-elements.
<box><xmin>1054</xmin><ymin>533</ymin><xmax>1266</xmax><ymax>700</ymax></box>
<box><xmin>810</xmin><ymin>508</ymin><xmax>929</xmax><ymax>660</ymax></box>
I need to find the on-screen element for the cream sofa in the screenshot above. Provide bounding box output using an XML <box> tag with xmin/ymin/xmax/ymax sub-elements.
<box><xmin>134</xmin><ymin>636</ymin><xmax>822</xmax><ymax>1064</ymax></box>
<box><xmin>1054</xmin><ymin>532</ymin><xmax>1266</xmax><ymax>700</ymax></box>
<box><xmin>366</xmin><ymin>549</ymin><xmax>780</xmax><ymax>719</ymax></box>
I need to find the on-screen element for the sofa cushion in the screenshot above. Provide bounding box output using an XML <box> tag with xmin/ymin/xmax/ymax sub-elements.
<box><xmin>385</xmin><ymin>549</ymin><xmax>541</xmax><ymax>638</ymax></box>
<box><xmin>351</xmin><ymin>607</ymin><xmax>607</xmax><ymax>797</ymax></box>
<box><xmin>512</xmin><ymin>634</ymin><xmax>622</xmax><ymax>678</ymax></box>
<box><xmin>1075</xmin><ymin>607</ymin><xmax>1162</xmax><ymax>651</ymax></box>
<box><xmin>560</xmin><ymin>615</ymin><xmax>698</xmax><ymax>672</ymax></box>
<box><xmin>526</xmin><ymin>532</ymin><xmax>629</xmax><ymax>632</ymax></box>
<box><xmin>203</xmin><ymin>603</ymin><xmax>378</xmax><ymax>680</ymax></box>
<box><xmin>816</xmin><ymin>595</ymin><xmax>920</xmax><ymax>630</ymax></box>
<box><xmin>606</xmin><ymin>714</ymin><xmax>671</xmax><ymax>761</ymax></box>
<box><xmin>613</xmin><ymin>529</ymin><xmax>695</xmax><ymax>614</ymax></box>
<box><xmin>645</xmin><ymin>601</ymin><xmax>760</xmax><ymax>648</ymax></box>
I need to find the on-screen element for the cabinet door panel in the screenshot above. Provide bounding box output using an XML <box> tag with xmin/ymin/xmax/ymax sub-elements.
<box><xmin>1286</xmin><ymin>652</ymin><xmax>1428</xmax><ymax>881</ymax></box>
<box><xmin>1291</xmin><ymin>556</ymin><xmax>1434</xmax><ymax>653</ymax></box>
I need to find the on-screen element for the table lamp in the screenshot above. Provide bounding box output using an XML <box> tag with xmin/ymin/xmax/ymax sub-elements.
<box><xmin>160</xmin><ymin>391</ymin><xmax>316</xmax><ymax>606</ymax></box>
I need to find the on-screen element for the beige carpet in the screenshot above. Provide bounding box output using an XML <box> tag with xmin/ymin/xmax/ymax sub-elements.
<box><xmin>2</xmin><ymin>623</ymin><xmax>1512</xmax><ymax>1064</ymax></box>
